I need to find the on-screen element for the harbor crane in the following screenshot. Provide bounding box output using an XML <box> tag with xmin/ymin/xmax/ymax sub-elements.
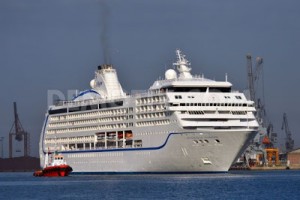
<box><xmin>246</xmin><ymin>55</ymin><xmax>267</xmax><ymax>126</ymax></box>
<box><xmin>245</xmin><ymin>54</ymin><xmax>269</xmax><ymax>165</ymax></box>
<box><xmin>266</xmin><ymin>123</ymin><xmax>277</xmax><ymax>147</ymax></box>
<box><xmin>241</xmin><ymin>54</ymin><xmax>280</xmax><ymax>168</ymax></box>
<box><xmin>8</xmin><ymin>102</ymin><xmax>30</xmax><ymax>158</ymax></box>
<box><xmin>281</xmin><ymin>113</ymin><xmax>294</xmax><ymax>152</ymax></box>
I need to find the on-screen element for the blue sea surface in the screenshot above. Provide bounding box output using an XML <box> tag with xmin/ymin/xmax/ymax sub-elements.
<box><xmin>0</xmin><ymin>170</ymin><xmax>299</xmax><ymax>199</ymax></box>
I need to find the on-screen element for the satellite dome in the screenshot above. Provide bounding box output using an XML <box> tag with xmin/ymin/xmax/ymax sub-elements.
<box><xmin>90</xmin><ymin>79</ymin><xmax>96</xmax><ymax>89</ymax></box>
<box><xmin>165</xmin><ymin>69</ymin><xmax>177</xmax><ymax>80</ymax></box>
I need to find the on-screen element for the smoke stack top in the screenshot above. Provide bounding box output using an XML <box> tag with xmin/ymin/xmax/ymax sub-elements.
<box><xmin>100</xmin><ymin>1</ymin><xmax>111</xmax><ymax>64</ymax></box>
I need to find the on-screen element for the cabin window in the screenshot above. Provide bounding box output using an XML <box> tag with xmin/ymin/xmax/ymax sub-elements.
<box><xmin>165</xmin><ymin>87</ymin><xmax>207</xmax><ymax>92</ymax></box>
<box><xmin>209</xmin><ymin>87</ymin><xmax>231</xmax><ymax>93</ymax></box>
<box><xmin>134</xmin><ymin>140</ymin><xmax>143</xmax><ymax>147</ymax></box>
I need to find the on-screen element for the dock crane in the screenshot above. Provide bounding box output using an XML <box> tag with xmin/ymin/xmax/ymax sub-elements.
<box><xmin>8</xmin><ymin>102</ymin><xmax>30</xmax><ymax>158</ymax></box>
<box><xmin>241</xmin><ymin>55</ymin><xmax>281</xmax><ymax>167</ymax></box>
<box><xmin>281</xmin><ymin>113</ymin><xmax>294</xmax><ymax>153</ymax></box>
<box><xmin>266</xmin><ymin>123</ymin><xmax>277</xmax><ymax>147</ymax></box>
<box><xmin>246</xmin><ymin>55</ymin><xmax>266</xmax><ymax>124</ymax></box>
<box><xmin>245</xmin><ymin>54</ymin><xmax>268</xmax><ymax>166</ymax></box>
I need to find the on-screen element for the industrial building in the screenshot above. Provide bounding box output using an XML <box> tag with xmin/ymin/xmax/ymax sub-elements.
<box><xmin>287</xmin><ymin>148</ymin><xmax>300</xmax><ymax>169</ymax></box>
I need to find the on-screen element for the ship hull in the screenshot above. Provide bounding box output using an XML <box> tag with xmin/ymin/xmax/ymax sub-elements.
<box><xmin>43</xmin><ymin>129</ymin><xmax>256</xmax><ymax>174</ymax></box>
<box><xmin>34</xmin><ymin>165</ymin><xmax>73</xmax><ymax>177</ymax></box>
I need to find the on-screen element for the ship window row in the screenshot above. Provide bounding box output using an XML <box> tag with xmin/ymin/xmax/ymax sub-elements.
<box><xmin>49</xmin><ymin>108</ymin><xmax>130</xmax><ymax>122</ymax></box>
<box><xmin>45</xmin><ymin>136</ymin><xmax>95</xmax><ymax>144</ymax></box>
<box><xmin>73</xmin><ymin>160</ymin><xmax>123</xmax><ymax>165</ymax></box>
<box><xmin>193</xmin><ymin>139</ymin><xmax>209</xmax><ymax>144</ymax></box>
<box><xmin>49</xmin><ymin>119</ymin><xmax>98</xmax><ymax>127</ymax></box>
<box><xmin>46</xmin><ymin>123</ymin><xmax>133</xmax><ymax>134</ymax></box>
<box><xmin>46</xmin><ymin>132</ymin><xmax>139</xmax><ymax>150</ymax></box>
<box><xmin>49</xmin><ymin>116</ymin><xmax>129</xmax><ymax>128</ymax></box>
<box><xmin>66</xmin><ymin>152</ymin><xmax>150</xmax><ymax>159</ymax></box>
<box><xmin>137</xmin><ymin>131</ymin><xmax>169</xmax><ymax>136</ymax></box>
<box><xmin>67</xmin><ymin>152</ymin><xmax>123</xmax><ymax>158</ymax></box>
<box><xmin>53</xmin><ymin>139</ymin><xmax>142</xmax><ymax>151</ymax></box>
<box><xmin>96</xmin><ymin>130</ymin><xmax>133</xmax><ymax>140</ymax></box>
<box><xmin>165</xmin><ymin>86</ymin><xmax>231</xmax><ymax>93</ymax></box>
<box><xmin>47</xmin><ymin>126</ymin><xmax>97</xmax><ymax>134</ymax></box>
<box><xmin>170</xmin><ymin>102</ymin><xmax>251</xmax><ymax>107</ymax></box>
<box><xmin>176</xmin><ymin>95</ymin><xmax>195</xmax><ymax>99</ymax></box>
<box><xmin>136</xmin><ymin>112</ymin><xmax>166</xmax><ymax>120</ymax></box>
<box><xmin>232</xmin><ymin>111</ymin><xmax>247</xmax><ymax>115</ymax></box>
<box><xmin>184</xmin><ymin>119</ymin><xmax>229</xmax><ymax>122</ymax></box>
<box><xmin>136</xmin><ymin>105</ymin><xmax>165</xmax><ymax>113</ymax></box>
<box><xmin>136</xmin><ymin>119</ymin><xmax>170</xmax><ymax>127</ymax></box>
<box><xmin>181</xmin><ymin>110</ymin><xmax>247</xmax><ymax>115</ymax></box>
<box><xmin>48</xmin><ymin>101</ymin><xmax>123</xmax><ymax>115</ymax></box>
<box><xmin>95</xmin><ymin>140</ymin><xmax>142</xmax><ymax>149</ymax></box>
<box><xmin>188</xmin><ymin>111</ymin><xmax>205</xmax><ymax>115</ymax></box>
<box><xmin>136</xmin><ymin>96</ymin><xmax>166</xmax><ymax>105</ymax></box>
<box><xmin>192</xmin><ymin>139</ymin><xmax>221</xmax><ymax>144</ymax></box>
<box><xmin>51</xmin><ymin>116</ymin><xmax>125</xmax><ymax>128</ymax></box>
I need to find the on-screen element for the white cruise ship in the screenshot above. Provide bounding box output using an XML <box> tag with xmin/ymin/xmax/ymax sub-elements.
<box><xmin>39</xmin><ymin>50</ymin><xmax>259</xmax><ymax>173</ymax></box>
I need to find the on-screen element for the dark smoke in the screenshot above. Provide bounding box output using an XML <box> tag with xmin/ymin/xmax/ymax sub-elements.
<box><xmin>99</xmin><ymin>1</ymin><xmax>111</xmax><ymax>64</ymax></box>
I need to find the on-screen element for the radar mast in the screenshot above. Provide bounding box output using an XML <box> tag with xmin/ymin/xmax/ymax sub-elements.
<box><xmin>173</xmin><ymin>49</ymin><xmax>192</xmax><ymax>79</ymax></box>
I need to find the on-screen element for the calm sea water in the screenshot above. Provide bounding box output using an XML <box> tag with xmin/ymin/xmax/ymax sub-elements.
<box><xmin>0</xmin><ymin>170</ymin><xmax>299</xmax><ymax>200</ymax></box>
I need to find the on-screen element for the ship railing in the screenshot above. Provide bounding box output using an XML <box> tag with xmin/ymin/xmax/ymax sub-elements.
<box><xmin>153</xmin><ymin>75</ymin><xmax>214</xmax><ymax>85</ymax></box>
<box><xmin>52</xmin><ymin>90</ymin><xmax>167</xmax><ymax>107</ymax></box>
<box><xmin>53</xmin><ymin>96</ymin><xmax>126</xmax><ymax>107</ymax></box>
<box><xmin>131</xmin><ymin>89</ymin><xmax>166</xmax><ymax>97</ymax></box>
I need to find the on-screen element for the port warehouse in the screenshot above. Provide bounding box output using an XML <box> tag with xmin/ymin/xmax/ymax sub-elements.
<box><xmin>287</xmin><ymin>148</ymin><xmax>300</xmax><ymax>169</ymax></box>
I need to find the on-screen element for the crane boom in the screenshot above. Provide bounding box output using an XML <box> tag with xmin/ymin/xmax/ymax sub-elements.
<box><xmin>246</xmin><ymin>54</ymin><xmax>255</xmax><ymax>102</ymax></box>
<box><xmin>281</xmin><ymin>113</ymin><xmax>294</xmax><ymax>152</ymax></box>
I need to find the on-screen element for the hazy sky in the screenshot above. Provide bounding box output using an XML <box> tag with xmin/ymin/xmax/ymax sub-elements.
<box><xmin>1</xmin><ymin>0</ymin><xmax>300</xmax><ymax>157</ymax></box>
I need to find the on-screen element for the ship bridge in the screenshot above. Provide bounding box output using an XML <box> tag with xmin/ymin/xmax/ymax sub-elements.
<box><xmin>148</xmin><ymin>50</ymin><xmax>257</xmax><ymax>130</ymax></box>
<box><xmin>150</xmin><ymin>49</ymin><xmax>232</xmax><ymax>93</ymax></box>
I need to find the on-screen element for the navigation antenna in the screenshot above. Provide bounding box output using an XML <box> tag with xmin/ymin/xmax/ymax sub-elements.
<box><xmin>173</xmin><ymin>49</ymin><xmax>192</xmax><ymax>79</ymax></box>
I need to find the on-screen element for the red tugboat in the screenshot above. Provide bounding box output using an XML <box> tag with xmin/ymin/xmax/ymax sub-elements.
<box><xmin>33</xmin><ymin>152</ymin><xmax>72</xmax><ymax>177</ymax></box>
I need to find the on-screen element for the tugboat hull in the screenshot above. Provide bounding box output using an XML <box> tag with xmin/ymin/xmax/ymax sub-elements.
<box><xmin>33</xmin><ymin>165</ymin><xmax>72</xmax><ymax>177</ymax></box>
